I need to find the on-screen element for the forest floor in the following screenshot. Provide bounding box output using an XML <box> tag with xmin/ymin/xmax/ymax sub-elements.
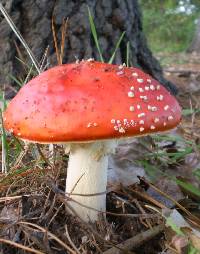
<box><xmin>0</xmin><ymin>52</ymin><xmax>200</xmax><ymax>254</ymax></box>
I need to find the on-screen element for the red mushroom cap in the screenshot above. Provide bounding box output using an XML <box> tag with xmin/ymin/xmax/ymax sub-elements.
<box><xmin>3</xmin><ymin>60</ymin><xmax>181</xmax><ymax>143</ymax></box>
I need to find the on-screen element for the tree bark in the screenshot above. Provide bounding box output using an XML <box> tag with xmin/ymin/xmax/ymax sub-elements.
<box><xmin>0</xmin><ymin>0</ymin><xmax>178</xmax><ymax>98</ymax></box>
<box><xmin>187</xmin><ymin>18</ymin><xmax>200</xmax><ymax>53</ymax></box>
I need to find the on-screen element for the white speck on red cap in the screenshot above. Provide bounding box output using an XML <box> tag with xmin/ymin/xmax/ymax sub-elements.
<box><xmin>138</xmin><ymin>113</ymin><xmax>145</xmax><ymax>118</ymax></box>
<box><xmin>132</xmin><ymin>72</ymin><xmax>138</xmax><ymax>77</ymax></box>
<box><xmin>150</xmin><ymin>85</ymin><xmax>155</xmax><ymax>90</ymax></box>
<box><xmin>128</xmin><ymin>91</ymin><xmax>135</xmax><ymax>98</ymax></box>
<box><xmin>168</xmin><ymin>115</ymin><xmax>174</xmax><ymax>121</ymax></box>
<box><xmin>164</xmin><ymin>105</ymin><xmax>169</xmax><ymax>111</ymax></box>
<box><xmin>117</xmin><ymin>71</ymin><xmax>124</xmax><ymax>75</ymax></box>
<box><xmin>140</xmin><ymin>127</ymin><xmax>145</xmax><ymax>132</ymax></box>
<box><xmin>157</xmin><ymin>95</ymin><xmax>164</xmax><ymax>101</ymax></box>
<box><xmin>119</xmin><ymin>127</ymin><xmax>125</xmax><ymax>133</ymax></box>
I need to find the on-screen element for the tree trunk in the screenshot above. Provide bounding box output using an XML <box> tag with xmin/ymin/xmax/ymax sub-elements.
<box><xmin>0</xmin><ymin>0</ymin><xmax>178</xmax><ymax>98</ymax></box>
<box><xmin>187</xmin><ymin>18</ymin><xmax>200</xmax><ymax>53</ymax></box>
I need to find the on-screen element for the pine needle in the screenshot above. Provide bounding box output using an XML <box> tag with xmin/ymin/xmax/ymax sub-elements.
<box><xmin>0</xmin><ymin>3</ymin><xmax>40</xmax><ymax>73</ymax></box>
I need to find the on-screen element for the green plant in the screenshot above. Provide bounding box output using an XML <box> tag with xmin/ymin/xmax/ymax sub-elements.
<box><xmin>139</xmin><ymin>0</ymin><xmax>200</xmax><ymax>53</ymax></box>
<box><xmin>88</xmin><ymin>7</ymin><xmax>125</xmax><ymax>63</ymax></box>
<box><xmin>0</xmin><ymin>92</ymin><xmax>9</xmax><ymax>173</ymax></box>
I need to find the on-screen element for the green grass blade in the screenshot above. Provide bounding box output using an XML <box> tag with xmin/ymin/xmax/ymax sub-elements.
<box><xmin>0</xmin><ymin>91</ymin><xmax>7</xmax><ymax>111</ymax></box>
<box><xmin>137</xmin><ymin>160</ymin><xmax>160</xmax><ymax>180</ymax></box>
<box><xmin>126</xmin><ymin>41</ymin><xmax>130</xmax><ymax>67</ymax></box>
<box><xmin>23</xmin><ymin>64</ymin><xmax>34</xmax><ymax>85</ymax></box>
<box><xmin>165</xmin><ymin>216</ymin><xmax>185</xmax><ymax>236</ymax></box>
<box><xmin>108</xmin><ymin>31</ymin><xmax>126</xmax><ymax>64</ymax></box>
<box><xmin>15</xmin><ymin>56</ymin><xmax>32</xmax><ymax>69</ymax></box>
<box><xmin>188</xmin><ymin>245</ymin><xmax>199</xmax><ymax>254</ymax></box>
<box><xmin>176</xmin><ymin>179</ymin><xmax>200</xmax><ymax>198</ymax></box>
<box><xmin>193</xmin><ymin>168</ymin><xmax>200</xmax><ymax>179</ymax></box>
<box><xmin>152</xmin><ymin>134</ymin><xmax>193</xmax><ymax>145</ymax></box>
<box><xmin>87</xmin><ymin>7</ymin><xmax>104</xmax><ymax>62</ymax></box>
<box><xmin>8</xmin><ymin>74</ymin><xmax>23</xmax><ymax>87</ymax></box>
<box><xmin>182</xmin><ymin>108</ymin><xmax>200</xmax><ymax>116</ymax></box>
<box><xmin>0</xmin><ymin>112</ymin><xmax>8</xmax><ymax>173</ymax></box>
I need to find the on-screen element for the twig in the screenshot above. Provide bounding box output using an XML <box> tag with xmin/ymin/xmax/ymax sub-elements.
<box><xmin>0</xmin><ymin>195</ymin><xmax>21</xmax><ymax>203</ymax></box>
<box><xmin>0</xmin><ymin>238</ymin><xmax>44</xmax><ymax>254</ymax></box>
<box><xmin>0</xmin><ymin>194</ymin><xmax>43</xmax><ymax>204</ymax></box>
<box><xmin>69</xmin><ymin>173</ymin><xmax>85</xmax><ymax>196</ymax></box>
<box><xmin>39</xmin><ymin>188</ymin><xmax>52</xmax><ymax>221</ymax></box>
<box><xmin>127</xmin><ymin>187</ymin><xmax>166</xmax><ymax>209</ymax></box>
<box><xmin>23</xmin><ymin>64</ymin><xmax>34</xmax><ymax>85</ymax></box>
<box><xmin>39</xmin><ymin>46</ymin><xmax>50</xmax><ymax>72</ymax></box>
<box><xmin>13</xmin><ymin>142</ymin><xmax>30</xmax><ymax>168</ymax></box>
<box><xmin>13</xmin><ymin>136</ymin><xmax>25</xmax><ymax>151</ymax></box>
<box><xmin>18</xmin><ymin>221</ymin><xmax>76</xmax><ymax>254</ymax></box>
<box><xmin>140</xmin><ymin>178</ymin><xmax>200</xmax><ymax>225</ymax></box>
<box><xmin>60</xmin><ymin>18</ymin><xmax>68</xmax><ymax>64</ymax></box>
<box><xmin>22</xmin><ymin>226</ymin><xmax>50</xmax><ymax>253</ymax></box>
<box><xmin>39</xmin><ymin>192</ymin><xmax>56</xmax><ymax>223</ymax></box>
<box><xmin>4</xmin><ymin>83</ymin><xmax>18</xmax><ymax>94</ymax></box>
<box><xmin>65</xmin><ymin>224</ymin><xmax>81</xmax><ymax>254</ymax></box>
<box><xmin>112</xmin><ymin>193</ymin><xmax>136</xmax><ymax>210</ymax></box>
<box><xmin>54</xmin><ymin>191</ymin><xmax>134</xmax><ymax>253</ymax></box>
<box><xmin>48</xmin><ymin>203</ymin><xmax>64</xmax><ymax>226</ymax></box>
<box><xmin>132</xmin><ymin>199</ymin><xmax>152</xmax><ymax>228</ymax></box>
<box><xmin>36</xmin><ymin>144</ymin><xmax>52</xmax><ymax>167</ymax></box>
<box><xmin>103</xmin><ymin>224</ymin><xmax>165</xmax><ymax>254</ymax></box>
<box><xmin>47</xmin><ymin>179</ymin><xmax>161</xmax><ymax>253</ymax></box>
<box><xmin>47</xmin><ymin>178</ymin><xmax>160</xmax><ymax>219</ymax></box>
<box><xmin>51</xmin><ymin>16</ymin><xmax>60</xmax><ymax>64</ymax></box>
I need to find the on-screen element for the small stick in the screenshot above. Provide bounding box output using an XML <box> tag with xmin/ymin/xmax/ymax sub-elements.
<box><xmin>0</xmin><ymin>238</ymin><xmax>44</xmax><ymax>254</ymax></box>
<box><xmin>36</xmin><ymin>144</ymin><xmax>52</xmax><ymax>167</ymax></box>
<box><xmin>48</xmin><ymin>203</ymin><xmax>64</xmax><ymax>226</ymax></box>
<box><xmin>65</xmin><ymin>224</ymin><xmax>81</xmax><ymax>254</ymax></box>
<box><xmin>47</xmin><ymin>178</ymin><xmax>160</xmax><ymax>219</ymax></box>
<box><xmin>60</xmin><ymin>18</ymin><xmax>68</xmax><ymax>64</ymax></box>
<box><xmin>103</xmin><ymin>224</ymin><xmax>165</xmax><ymax>254</ymax></box>
<box><xmin>140</xmin><ymin>178</ymin><xmax>200</xmax><ymax>225</ymax></box>
<box><xmin>132</xmin><ymin>199</ymin><xmax>152</xmax><ymax>228</ymax></box>
<box><xmin>51</xmin><ymin>16</ymin><xmax>60</xmax><ymax>65</ymax></box>
<box><xmin>19</xmin><ymin>221</ymin><xmax>76</xmax><ymax>254</ymax></box>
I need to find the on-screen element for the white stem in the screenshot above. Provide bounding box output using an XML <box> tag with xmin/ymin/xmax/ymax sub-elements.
<box><xmin>65</xmin><ymin>141</ymin><xmax>117</xmax><ymax>222</ymax></box>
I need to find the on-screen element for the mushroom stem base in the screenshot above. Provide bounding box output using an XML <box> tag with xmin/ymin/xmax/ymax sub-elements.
<box><xmin>65</xmin><ymin>141</ymin><xmax>115</xmax><ymax>222</ymax></box>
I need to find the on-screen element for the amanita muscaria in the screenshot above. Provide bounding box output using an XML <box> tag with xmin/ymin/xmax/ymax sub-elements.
<box><xmin>3</xmin><ymin>60</ymin><xmax>181</xmax><ymax>222</ymax></box>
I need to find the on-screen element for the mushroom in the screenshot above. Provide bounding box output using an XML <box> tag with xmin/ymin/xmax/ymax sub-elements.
<box><xmin>3</xmin><ymin>60</ymin><xmax>181</xmax><ymax>222</ymax></box>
